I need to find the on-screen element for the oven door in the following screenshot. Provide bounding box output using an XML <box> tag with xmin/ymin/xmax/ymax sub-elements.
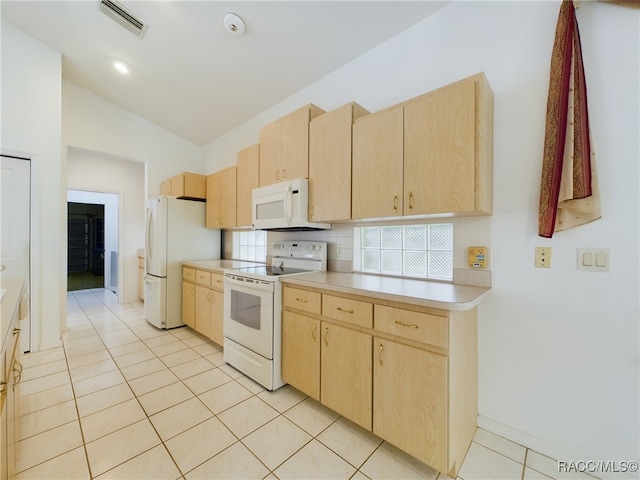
<box><xmin>223</xmin><ymin>274</ymin><xmax>274</xmax><ymax>359</ymax></box>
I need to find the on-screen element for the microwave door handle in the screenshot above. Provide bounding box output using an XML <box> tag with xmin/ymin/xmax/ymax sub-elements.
<box><xmin>284</xmin><ymin>183</ymin><xmax>293</xmax><ymax>225</ymax></box>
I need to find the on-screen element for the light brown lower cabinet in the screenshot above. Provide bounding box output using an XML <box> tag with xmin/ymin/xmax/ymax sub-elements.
<box><xmin>281</xmin><ymin>313</ymin><xmax>372</xmax><ymax>430</ymax></box>
<box><xmin>210</xmin><ymin>289</ymin><xmax>224</xmax><ymax>346</ymax></box>
<box><xmin>182</xmin><ymin>267</ymin><xmax>225</xmax><ymax>346</ymax></box>
<box><xmin>321</xmin><ymin>323</ymin><xmax>372</xmax><ymax>430</ymax></box>
<box><xmin>282</xmin><ymin>284</ymin><xmax>477</xmax><ymax>478</ymax></box>
<box><xmin>182</xmin><ymin>279</ymin><xmax>195</xmax><ymax>329</ymax></box>
<box><xmin>195</xmin><ymin>285</ymin><xmax>212</xmax><ymax>339</ymax></box>
<box><xmin>282</xmin><ymin>311</ymin><xmax>320</xmax><ymax>400</ymax></box>
<box><xmin>373</xmin><ymin>338</ymin><xmax>447</xmax><ymax>472</ymax></box>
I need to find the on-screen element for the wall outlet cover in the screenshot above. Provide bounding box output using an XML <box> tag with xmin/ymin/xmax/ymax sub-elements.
<box><xmin>467</xmin><ymin>246</ymin><xmax>487</xmax><ymax>268</ymax></box>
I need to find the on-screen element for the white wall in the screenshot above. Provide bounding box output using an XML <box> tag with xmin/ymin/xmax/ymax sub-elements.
<box><xmin>203</xmin><ymin>1</ymin><xmax>639</xmax><ymax>469</ymax></box>
<box><xmin>67</xmin><ymin>150</ymin><xmax>144</xmax><ymax>304</ymax></box>
<box><xmin>62</xmin><ymin>80</ymin><xmax>203</xmax><ymax>199</ymax></box>
<box><xmin>1</xmin><ymin>22</ymin><xmax>63</xmax><ymax>351</ymax></box>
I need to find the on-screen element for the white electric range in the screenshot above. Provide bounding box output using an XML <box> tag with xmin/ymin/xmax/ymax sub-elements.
<box><xmin>223</xmin><ymin>240</ymin><xmax>327</xmax><ymax>390</ymax></box>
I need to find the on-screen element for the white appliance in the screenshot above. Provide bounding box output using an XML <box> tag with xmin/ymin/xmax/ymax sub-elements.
<box><xmin>144</xmin><ymin>196</ymin><xmax>220</xmax><ymax>329</ymax></box>
<box><xmin>251</xmin><ymin>178</ymin><xmax>330</xmax><ymax>231</ymax></box>
<box><xmin>223</xmin><ymin>240</ymin><xmax>327</xmax><ymax>390</ymax></box>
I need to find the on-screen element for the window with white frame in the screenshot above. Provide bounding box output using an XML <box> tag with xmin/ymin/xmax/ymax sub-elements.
<box><xmin>232</xmin><ymin>230</ymin><xmax>267</xmax><ymax>262</ymax></box>
<box><xmin>354</xmin><ymin>224</ymin><xmax>453</xmax><ymax>281</ymax></box>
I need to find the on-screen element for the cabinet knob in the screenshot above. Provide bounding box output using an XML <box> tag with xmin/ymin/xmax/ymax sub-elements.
<box><xmin>408</xmin><ymin>191</ymin><xmax>414</xmax><ymax>212</ymax></box>
<box><xmin>324</xmin><ymin>327</ymin><xmax>329</xmax><ymax>347</ymax></box>
<box><xmin>282</xmin><ymin>167</ymin><xmax>287</xmax><ymax>179</ymax></box>
<box><xmin>378</xmin><ymin>343</ymin><xmax>384</xmax><ymax>366</ymax></box>
<box><xmin>311</xmin><ymin>323</ymin><xmax>317</xmax><ymax>341</ymax></box>
<box><xmin>13</xmin><ymin>327</ymin><xmax>21</xmax><ymax>335</ymax></box>
<box><xmin>276</xmin><ymin>170</ymin><xmax>280</xmax><ymax>180</ymax></box>
<box><xmin>393</xmin><ymin>194</ymin><xmax>398</xmax><ymax>213</ymax></box>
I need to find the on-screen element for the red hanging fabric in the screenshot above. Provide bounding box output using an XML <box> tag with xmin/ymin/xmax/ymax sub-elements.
<box><xmin>538</xmin><ymin>0</ymin><xmax>598</xmax><ymax>238</ymax></box>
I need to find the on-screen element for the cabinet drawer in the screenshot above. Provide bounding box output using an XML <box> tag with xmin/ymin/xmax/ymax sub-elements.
<box><xmin>374</xmin><ymin>305</ymin><xmax>447</xmax><ymax>349</ymax></box>
<box><xmin>283</xmin><ymin>287</ymin><xmax>321</xmax><ymax>315</ymax></box>
<box><xmin>322</xmin><ymin>295</ymin><xmax>372</xmax><ymax>329</ymax></box>
<box><xmin>211</xmin><ymin>273</ymin><xmax>224</xmax><ymax>291</ymax></box>
<box><xmin>195</xmin><ymin>270</ymin><xmax>211</xmax><ymax>286</ymax></box>
<box><xmin>183</xmin><ymin>267</ymin><xmax>195</xmax><ymax>282</ymax></box>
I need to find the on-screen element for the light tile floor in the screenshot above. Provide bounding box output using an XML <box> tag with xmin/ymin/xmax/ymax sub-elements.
<box><xmin>11</xmin><ymin>289</ymin><xmax>593</xmax><ymax>480</ymax></box>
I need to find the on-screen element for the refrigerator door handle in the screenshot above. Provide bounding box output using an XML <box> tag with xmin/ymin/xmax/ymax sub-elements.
<box><xmin>145</xmin><ymin>206</ymin><xmax>153</xmax><ymax>271</ymax></box>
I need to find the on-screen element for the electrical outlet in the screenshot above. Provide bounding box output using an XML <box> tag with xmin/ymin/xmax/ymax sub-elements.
<box><xmin>467</xmin><ymin>247</ymin><xmax>487</xmax><ymax>268</ymax></box>
<box><xmin>535</xmin><ymin>247</ymin><xmax>552</xmax><ymax>268</ymax></box>
<box><xmin>336</xmin><ymin>243</ymin><xmax>344</xmax><ymax>259</ymax></box>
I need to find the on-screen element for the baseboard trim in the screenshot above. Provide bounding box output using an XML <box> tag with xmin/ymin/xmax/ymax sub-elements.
<box><xmin>478</xmin><ymin>416</ymin><xmax>639</xmax><ymax>480</ymax></box>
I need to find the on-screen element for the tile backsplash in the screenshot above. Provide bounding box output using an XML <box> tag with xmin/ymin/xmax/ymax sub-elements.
<box><xmin>224</xmin><ymin>216</ymin><xmax>491</xmax><ymax>286</ymax></box>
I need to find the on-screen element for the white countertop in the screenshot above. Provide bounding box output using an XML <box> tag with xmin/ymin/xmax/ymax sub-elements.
<box><xmin>281</xmin><ymin>271</ymin><xmax>490</xmax><ymax>311</ymax></box>
<box><xmin>181</xmin><ymin>259</ymin><xmax>265</xmax><ymax>273</ymax></box>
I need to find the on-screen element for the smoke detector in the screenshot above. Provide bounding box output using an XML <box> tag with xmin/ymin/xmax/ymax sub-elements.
<box><xmin>99</xmin><ymin>0</ymin><xmax>147</xmax><ymax>38</ymax></box>
<box><xmin>223</xmin><ymin>13</ymin><xmax>245</xmax><ymax>36</ymax></box>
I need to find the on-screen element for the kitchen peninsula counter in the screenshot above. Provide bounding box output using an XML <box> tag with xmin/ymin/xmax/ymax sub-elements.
<box><xmin>281</xmin><ymin>271</ymin><xmax>490</xmax><ymax>311</ymax></box>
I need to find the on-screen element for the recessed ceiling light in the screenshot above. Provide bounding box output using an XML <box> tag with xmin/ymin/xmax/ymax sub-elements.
<box><xmin>114</xmin><ymin>60</ymin><xmax>129</xmax><ymax>74</ymax></box>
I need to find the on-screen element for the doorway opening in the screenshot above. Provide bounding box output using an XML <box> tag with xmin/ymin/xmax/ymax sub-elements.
<box><xmin>67</xmin><ymin>202</ymin><xmax>105</xmax><ymax>291</ymax></box>
<box><xmin>67</xmin><ymin>190</ymin><xmax>119</xmax><ymax>295</ymax></box>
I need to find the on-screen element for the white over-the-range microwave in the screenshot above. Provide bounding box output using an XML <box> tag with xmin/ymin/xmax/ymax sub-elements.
<box><xmin>251</xmin><ymin>178</ymin><xmax>330</xmax><ymax>231</ymax></box>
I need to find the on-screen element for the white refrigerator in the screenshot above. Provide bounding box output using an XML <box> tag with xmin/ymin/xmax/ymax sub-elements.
<box><xmin>144</xmin><ymin>196</ymin><xmax>220</xmax><ymax>329</ymax></box>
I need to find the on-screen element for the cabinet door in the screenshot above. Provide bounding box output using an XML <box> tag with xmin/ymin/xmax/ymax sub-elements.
<box><xmin>182</xmin><ymin>281</ymin><xmax>196</xmax><ymax>329</ymax></box>
<box><xmin>210</xmin><ymin>289</ymin><xmax>224</xmax><ymax>346</ymax></box>
<box><xmin>373</xmin><ymin>337</ymin><xmax>448</xmax><ymax>472</ymax></box>
<box><xmin>282</xmin><ymin>311</ymin><xmax>320</xmax><ymax>400</ymax></box>
<box><xmin>160</xmin><ymin>180</ymin><xmax>171</xmax><ymax>196</ymax></box>
<box><xmin>195</xmin><ymin>285</ymin><xmax>212</xmax><ymax>338</ymax></box>
<box><xmin>259</xmin><ymin>120</ymin><xmax>282</xmax><ymax>186</ymax></box>
<box><xmin>281</xmin><ymin>106</ymin><xmax>311</xmax><ymax>182</ymax></box>
<box><xmin>352</xmin><ymin>106</ymin><xmax>404</xmax><ymax>219</ymax></box>
<box><xmin>321</xmin><ymin>322</ymin><xmax>372</xmax><ymax>430</ymax></box>
<box><xmin>404</xmin><ymin>78</ymin><xmax>476</xmax><ymax>215</ymax></box>
<box><xmin>220</xmin><ymin>167</ymin><xmax>237</xmax><ymax>229</ymax></box>
<box><xmin>236</xmin><ymin>144</ymin><xmax>259</xmax><ymax>227</ymax></box>
<box><xmin>205</xmin><ymin>172</ymin><xmax>221</xmax><ymax>229</ymax></box>
<box><xmin>309</xmin><ymin>103</ymin><xmax>368</xmax><ymax>222</ymax></box>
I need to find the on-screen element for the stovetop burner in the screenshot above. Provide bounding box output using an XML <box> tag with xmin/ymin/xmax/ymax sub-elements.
<box><xmin>224</xmin><ymin>240</ymin><xmax>327</xmax><ymax>282</ymax></box>
<box><xmin>233</xmin><ymin>265</ymin><xmax>312</xmax><ymax>277</ymax></box>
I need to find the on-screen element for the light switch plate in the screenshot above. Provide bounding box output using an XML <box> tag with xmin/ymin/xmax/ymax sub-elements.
<box><xmin>467</xmin><ymin>247</ymin><xmax>487</xmax><ymax>268</ymax></box>
<box><xmin>577</xmin><ymin>248</ymin><xmax>610</xmax><ymax>272</ymax></box>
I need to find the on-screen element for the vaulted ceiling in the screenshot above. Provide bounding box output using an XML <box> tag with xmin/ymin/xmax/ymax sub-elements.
<box><xmin>2</xmin><ymin>1</ymin><xmax>447</xmax><ymax>145</ymax></box>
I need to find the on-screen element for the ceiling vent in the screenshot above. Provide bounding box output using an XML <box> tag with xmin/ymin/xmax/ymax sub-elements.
<box><xmin>99</xmin><ymin>0</ymin><xmax>147</xmax><ymax>38</ymax></box>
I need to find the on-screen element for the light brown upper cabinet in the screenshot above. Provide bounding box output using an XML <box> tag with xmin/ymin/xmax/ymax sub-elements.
<box><xmin>309</xmin><ymin>102</ymin><xmax>370</xmax><ymax>222</ymax></box>
<box><xmin>352</xmin><ymin>106</ymin><xmax>404</xmax><ymax>219</ymax></box>
<box><xmin>352</xmin><ymin>72</ymin><xmax>493</xmax><ymax>220</ymax></box>
<box><xmin>259</xmin><ymin>104</ymin><xmax>325</xmax><ymax>186</ymax></box>
<box><xmin>206</xmin><ymin>167</ymin><xmax>237</xmax><ymax>229</ymax></box>
<box><xmin>236</xmin><ymin>144</ymin><xmax>259</xmax><ymax>227</ymax></box>
<box><xmin>161</xmin><ymin>172</ymin><xmax>206</xmax><ymax>200</ymax></box>
<box><xmin>404</xmin><ymin>73</ymin><xmax>493</xmax><ymax>215</ymax></box>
